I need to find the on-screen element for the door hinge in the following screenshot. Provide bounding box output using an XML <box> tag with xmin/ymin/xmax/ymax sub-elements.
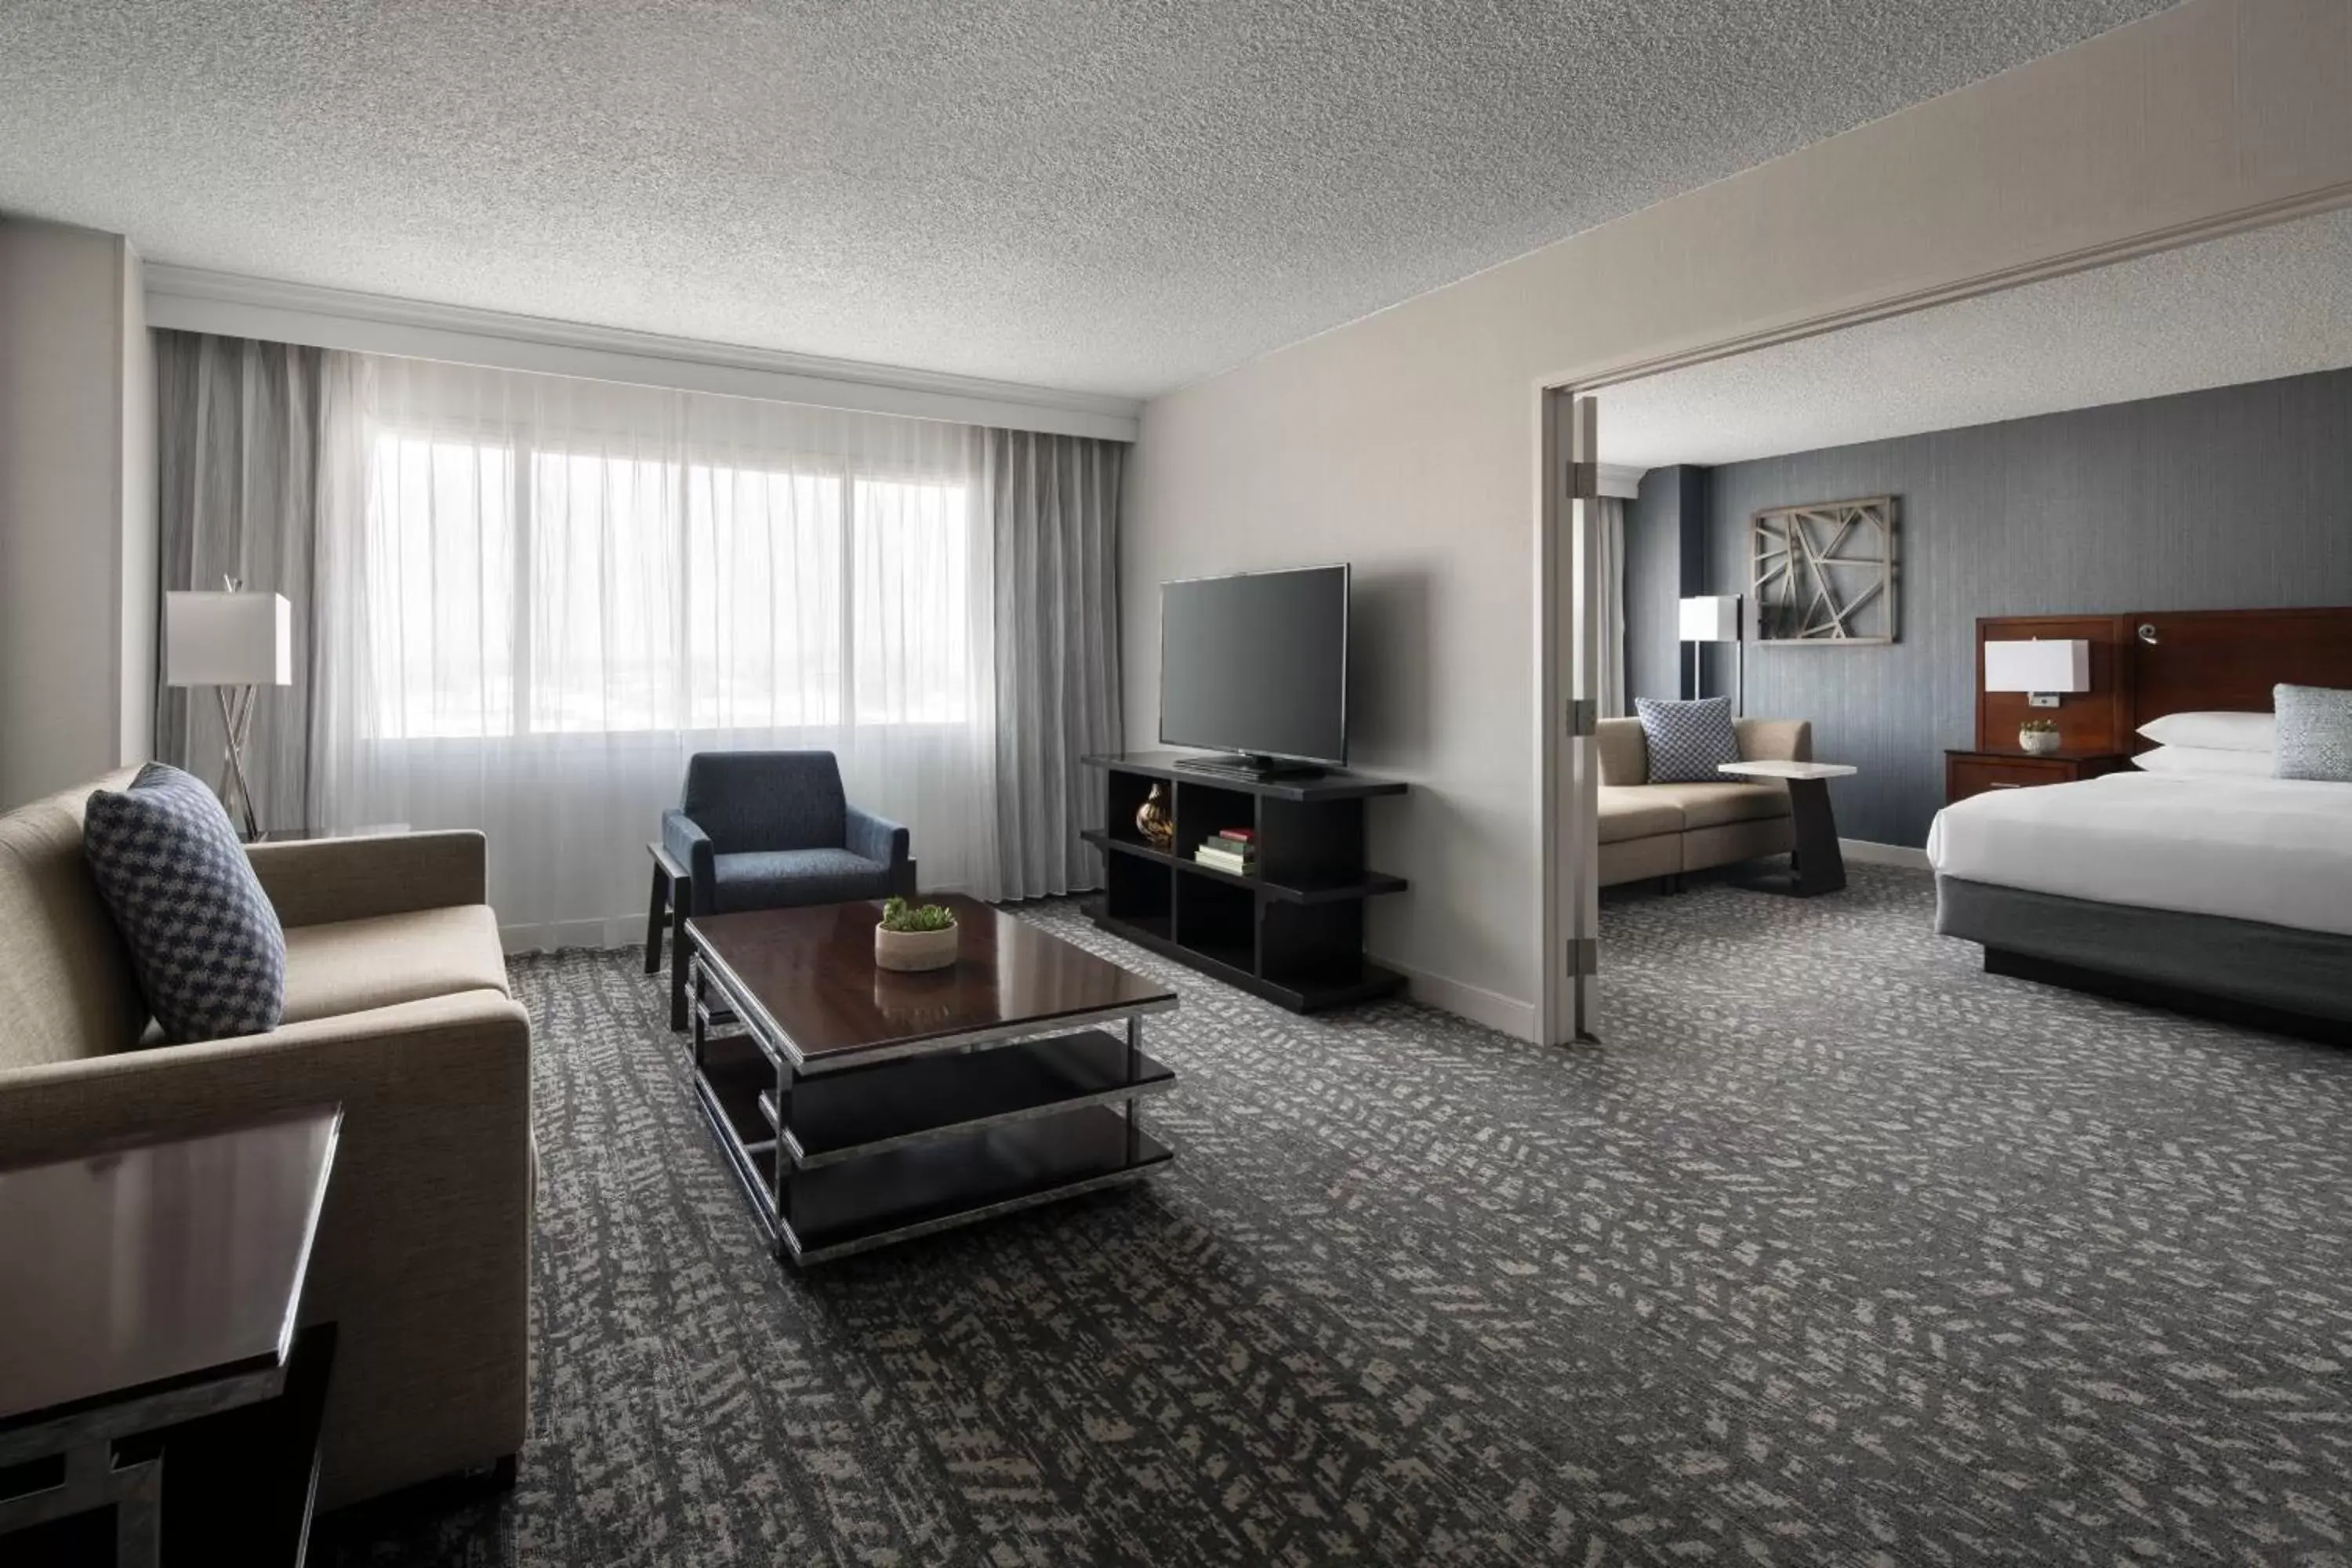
<box><xmin>1566</xmin><ymin>697</ymin><xmax>1597</xmax><ymax>736</ymax></box>
<box><xmin>1566</xmin><ymin>460</ymin><xmax>1599</xmax><ymax>502</ymax></box>
<box><xmin>1566</xmin><ymin>936</ymin><xmax>1599</xmax><ymax>977</ymax></box>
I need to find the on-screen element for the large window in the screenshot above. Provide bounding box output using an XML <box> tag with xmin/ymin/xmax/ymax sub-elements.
<box><xmin>365</xmin><ymin>431</ymin><xmax>517</xmax><ymax>739</ymax></box>
<box><xmin>364</xmin><ymin>429</ymin><xmax>973</xmax><ymax>739</ymax></box>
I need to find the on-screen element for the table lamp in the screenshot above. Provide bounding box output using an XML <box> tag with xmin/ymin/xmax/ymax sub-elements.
<box><xmin>1678</xmin><ymin>594</ymin><xmax>1744</xmax><ymax>712</ymax></box>
<box><xmin>165</xmin><ymin>583</ymin><xmax>292</xmax><ymax>839</ymax></box>
<box><xmin>1983</xmin><ymin>639</ymin><xmax>2090</xmax><ymax>707</ymax></box>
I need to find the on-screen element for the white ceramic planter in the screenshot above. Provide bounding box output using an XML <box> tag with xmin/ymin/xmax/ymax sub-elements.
<box><xmin>874</xmin><ymin>921</ymin><xmax>959</xmax><ymax>972</ymax></box>
<box><xmin>2017</xmin><ymin>729</ymin><xmax>2061</xmax><ymax>756</ymax></box>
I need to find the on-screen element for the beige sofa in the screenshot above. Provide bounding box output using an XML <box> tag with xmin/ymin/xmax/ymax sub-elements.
<box><xmin>0</xmin><ymin>774</ymin><xmax>531</xmax><ymax>1510</ymax></box>
<box><xmin>1599</xmin><ymin>717</ymin><xmax>1813</xmax><ymax>887</ymax></box>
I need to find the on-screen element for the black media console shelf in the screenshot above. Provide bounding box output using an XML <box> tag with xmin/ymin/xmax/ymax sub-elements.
<box><xmin>1080</xmin><ymin>751</ymin><xmax>1407</xmax><ymax>1013</ymax></box>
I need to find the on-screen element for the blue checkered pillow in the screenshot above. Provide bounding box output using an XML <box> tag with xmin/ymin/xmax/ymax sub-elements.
<box><xmin>1635</xmin><ymin>696</ymin><xmax>1742</xmax><ymax>783</ymax></box>
<box><xmin>84</xmin><ymin>763</ymin><xmax>285</xmax><ymax>1043</ymax></box>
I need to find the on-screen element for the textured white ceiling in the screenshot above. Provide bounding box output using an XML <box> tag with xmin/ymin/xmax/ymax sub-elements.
<box><xmin>1599</xmin><ymin>205</ymin><xmax>2352</xmax><ymax>470</ymax></box>
<box><xmin>0</xmin><ymin>1</ymin><xmax>2172</xmax><ymax>399</ymax></box>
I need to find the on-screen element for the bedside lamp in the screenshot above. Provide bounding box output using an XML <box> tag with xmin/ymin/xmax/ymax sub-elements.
<box><xmin>1984</xmin><ymin>639</ymin><xmax>2090</xmax><ymax>708</ymax></box>
<box><xmin>1678</xmin><ymin>594</ymin><xmax>1743</xmax><ymax>712</ymax></box>
<box><xmin>166</xmin><ymin>586</ymin><xmax>293</xmax><ymax>839</ymax></box>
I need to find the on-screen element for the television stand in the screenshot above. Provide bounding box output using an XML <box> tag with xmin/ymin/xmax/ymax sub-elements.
<box><xmin>1171</xmin><ymin>753</ymin><xmax>1326</xmax><ymax>782</ymax></box>
<box><xmin>1080</xmin><ymin>751</ymin><xmax>1407</xmax><ymax>1013</ymax></box>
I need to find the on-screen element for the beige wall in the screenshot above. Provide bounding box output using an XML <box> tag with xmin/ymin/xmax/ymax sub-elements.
<box><xmin>1122</xmin><ymin>0</ymin><xmax>2352</xmax><ymax>1034</ymax></box>
<box><xmin>0</xmin><ymin>216</ymin><xmax>156</xmax><ymax>808</ymax></box>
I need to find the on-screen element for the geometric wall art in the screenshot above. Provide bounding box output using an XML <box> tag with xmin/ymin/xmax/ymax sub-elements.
<box><xmin>1749</xmin><ymin>495</ymin><xmax>1899</xmax><ymax>644</ymax></box>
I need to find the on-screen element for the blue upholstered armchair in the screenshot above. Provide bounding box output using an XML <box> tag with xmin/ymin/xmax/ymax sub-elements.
<box><xmin>662</xmin><ymin>751</ymin><xmax>915</xmax><ymax>917</ymax></box>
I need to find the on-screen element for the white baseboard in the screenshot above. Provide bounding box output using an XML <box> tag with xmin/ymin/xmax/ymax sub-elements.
<box><xmin>1374</xmin><ymin>955</ymin><xmax>1537</xmax><ymax>1039</ymax></box>
<box><xmin>501</xmin><ymin>916</ymin><xmax>633</xmax><ymax>954</ymax></box>
<box><xmin>1839</xmin><ymin>837</ymin><xmax>1930</xmax><ymax>870</ymax></box>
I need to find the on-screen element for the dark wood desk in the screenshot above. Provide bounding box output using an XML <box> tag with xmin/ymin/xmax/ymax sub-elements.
<box><xmin>0</xmin><ymin>1109</ymin><xmax>342</xmax><ymax>1566</ymax></box>
<box><xmin>687</xmin><ymin>897</ymin><xmax>1178</xmax><ymax>1265</ymax></box>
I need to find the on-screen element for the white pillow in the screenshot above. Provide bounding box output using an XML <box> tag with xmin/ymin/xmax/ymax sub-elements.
<box><xmin>2132</xmin><ymin>744</ymin><xmax>2276</xmax><ymax>778</ymax></box>
<box><xmin>2136</xmin><ymin>710</ymin><xmax>2275</xmax><ymax>752</ymax></box>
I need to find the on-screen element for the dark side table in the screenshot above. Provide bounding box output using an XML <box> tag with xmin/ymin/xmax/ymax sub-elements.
<box><xmin>0</xmin><ymin>1109</ymin><xmax>342</xmax><ymax>1566</ymax></box>
<box><xmin>1717</xmin><ymin>758</ymin><xmax>1860</xmax><ymax>896</ymax></box>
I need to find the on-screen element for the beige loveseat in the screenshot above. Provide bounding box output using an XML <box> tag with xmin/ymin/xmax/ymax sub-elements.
<box><xmin>0</xmin><ymin>774</ymin><xmax>531</xmax><ymax>1510</ymax></box>
<box><xmin>1599</xmin><ymin>717</ymin><xmax>1812</xmax><ymax>887</ymax></box>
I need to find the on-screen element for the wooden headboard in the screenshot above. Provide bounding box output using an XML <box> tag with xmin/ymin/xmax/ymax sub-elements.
<box><xmin>2128</xmin><ymin>608</ymin><xmax>2352</xmax><ymax>732</ymax></box>
<box><xmin>1976</xmin><ymin>607</ymin><xmax>2352</xmax><ymax>753</ymax></box>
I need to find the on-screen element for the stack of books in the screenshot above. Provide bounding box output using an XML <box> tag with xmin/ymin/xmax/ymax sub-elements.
<box><xmin>1193</xmin><ymin>829</ymin><xmax>1257</xmax><ymax>877</ymax></box>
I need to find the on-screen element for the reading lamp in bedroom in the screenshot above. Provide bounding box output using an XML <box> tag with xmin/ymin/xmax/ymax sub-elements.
<box><xmin>165</xmin><ymin>583</ymin><xmax>293</xmax><ymax>839</ymax></box>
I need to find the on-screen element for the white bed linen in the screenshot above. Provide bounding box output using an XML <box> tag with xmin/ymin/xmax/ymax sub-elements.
<box><xmin>1926</xmin><ymin>771</ymin><xmax>2352</xmax><ymax>937</ymax></box>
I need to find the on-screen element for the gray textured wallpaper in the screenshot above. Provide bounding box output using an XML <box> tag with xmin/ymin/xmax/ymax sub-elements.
<box><xmin>1635</xmin><ymin>365</ymin><xmax>2352</xmax><ymax>848</ymax></box>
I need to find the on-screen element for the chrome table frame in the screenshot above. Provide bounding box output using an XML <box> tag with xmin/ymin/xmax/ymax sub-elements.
<box><xmin>686</xmin><ymin>933</ymin><xmax>1178</xmax><ymax>1267</ymax></box>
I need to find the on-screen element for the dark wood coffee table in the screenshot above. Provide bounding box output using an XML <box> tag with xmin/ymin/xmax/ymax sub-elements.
<box><xmin>685</xmin><ymin>895</ymin><xmax>1179</xmax><ymax>1265</ymax></box>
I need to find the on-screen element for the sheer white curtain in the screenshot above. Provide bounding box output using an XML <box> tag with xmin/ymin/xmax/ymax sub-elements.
<box><xmin>314</xmin><ymin>354</ymin><xmax>1002</xmax><ymax>948</ymax></box>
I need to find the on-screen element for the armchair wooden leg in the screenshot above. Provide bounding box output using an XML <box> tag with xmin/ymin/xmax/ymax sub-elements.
<box><xmin>669</xmin><ymin>873</ymin><xmax>693</xmax><ymax>1033</ymax></box>
<box><xmin>644</xmin><ymin>861</ymin><xmax>666</xmax><ymax>975</ymax></box>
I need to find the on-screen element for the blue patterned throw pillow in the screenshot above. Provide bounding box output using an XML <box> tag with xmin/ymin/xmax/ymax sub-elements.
<box><xmin>2274</xmin><ymin>683</ymin><xmax>2352</xmax><ymax>783</ymax></box>
<box><xmin>1635</xmin><ymin>696</ymin><xmax>1742</xmax><ymax>783</ymax></box>
<box><xmin>84</xmin><ymin>763</ymin><xmax>285</xmax><ymax>1043</ymax></box>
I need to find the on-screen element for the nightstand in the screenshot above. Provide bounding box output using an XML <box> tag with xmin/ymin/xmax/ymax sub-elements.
<box><xmin>1944</xmin><ymin>749</ymin><xmax>2133</xmax><ymax>805</ymax></box>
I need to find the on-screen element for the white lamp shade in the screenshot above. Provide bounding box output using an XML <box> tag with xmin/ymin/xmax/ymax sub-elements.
<box><xmin>1678</xmin><ymin>594</ymin><xmax>1740</xmax><ymax>643</ymax></box>
<box><xmin>1984</xmin><ymin>638</ymin><xmax>2089</xmax><ymax>693</ymax></box>
<box><xmin>165</xmin><ymin>592</ymin><xmax>292</xmax><ymax>686</ymax></box>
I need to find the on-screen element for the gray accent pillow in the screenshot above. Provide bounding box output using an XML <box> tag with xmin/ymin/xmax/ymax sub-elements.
<box><xmin>83</xmin><ymin>762</ymin><xmax>286</xmax><ymax>1043</ymax></box>
<box><xmin>1635</xmin><ymin>696</ymin><xmax>1742</xmax><ymax>783</ymax></box>
<box><xmin>2274</xmin><ymin>683</ymin><xmax>2352</xmax><ymax>783</ymax></box>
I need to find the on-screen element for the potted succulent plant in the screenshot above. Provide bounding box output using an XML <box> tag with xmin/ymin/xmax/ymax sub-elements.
<box><xmin>2018</xmin><ymin>717</ymin><xmax>2061</xmax><ymax>756</ymax></box>
<box><xmin>874</xmin><ymin>896</ymin><xmax>959</xmax><ymax>972</ymax></box>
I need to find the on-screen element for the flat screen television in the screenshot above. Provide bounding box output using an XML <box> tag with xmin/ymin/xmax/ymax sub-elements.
<box><xmin>1159</xmin><ymin>564</ymin><xmax>1348</xmax><ymax>776</ymax></box>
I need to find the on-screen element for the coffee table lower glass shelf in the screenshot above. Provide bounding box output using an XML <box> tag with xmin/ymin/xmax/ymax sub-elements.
<box><xmin>687</xmin><ymin>906</ymin><xmax>1178</xmax><ymax>1266</ymax></box>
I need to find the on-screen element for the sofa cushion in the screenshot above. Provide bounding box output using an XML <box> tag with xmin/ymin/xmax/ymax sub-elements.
<box><xmin>1595</xmin><ymin>718</ymin><xmax>1649</xmax><ymax>787</ymax></box>
<box><xmin>1635</xmin><ymin>696</ymin><xmax>1742</xmax><ymax>783</ymax></box>
<box><xmin>83</xmin><ymin>763</ymin><xmax>285</xmax><ymax>1044</ymax></box>
<box><xmin>281</xmin><ymin>904</ymin><xmax>511</xmax><ymax>1026</ymax></box>
<box><xmin>0</xmin><ymin>772</ymin><xmax>149</xmax><ymax>1068</ymax></box>
<box><xmin>1598</xmin><ymin>789</ymin><xmax>1684</xmax><ymax>844</ymax></box>
<box><xmin>1637</xmin><ymin>781</ymin><xmax>1791</xmax><ymax>830</ymax></box>
<box><xmin>711</xmin><ymin>848</ymin><xmax>891</xmax><ymax>913</ymax></box>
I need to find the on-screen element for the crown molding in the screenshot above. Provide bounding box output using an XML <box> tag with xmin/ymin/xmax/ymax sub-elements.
<box><xmin>143</xmin><ymin>264</ymin><xmax>1141</xmax><ymax>443</ymax></box>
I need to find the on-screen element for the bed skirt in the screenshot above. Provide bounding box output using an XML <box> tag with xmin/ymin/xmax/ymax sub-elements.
<box><xmin>1934</xmin><ymin>875</ymin><xmax>2352</xmax><ymax>1037</ymax></box>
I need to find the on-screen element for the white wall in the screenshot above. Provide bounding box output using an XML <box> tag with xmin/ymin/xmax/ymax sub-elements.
<box><xmin>0</xmin><ymin>216</ymin><xmax>156</xmax><ymax>808</ymax></box>
<box><xmin>118</xmin><ymin>243</ymin><xmax>156</xmax><ymax>769</ymax></box>
<box><xmin>1122</xmin><ymin>0</ymin><xmax>2352</xmax><ymax>1035</ymax></box>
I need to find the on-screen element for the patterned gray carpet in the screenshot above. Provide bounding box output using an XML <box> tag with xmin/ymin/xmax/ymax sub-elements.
<box><xmin>329</xmin><ymin>867</ymin><xmax>2352</xmax><ymax>1566</ymax></box>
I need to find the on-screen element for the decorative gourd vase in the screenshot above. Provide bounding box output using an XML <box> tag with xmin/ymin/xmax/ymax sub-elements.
<box><xmin>2017</xmin><ymin>728</ymin><xmax>2061</xmax><ymax>756</ymax></box>
<box><xmin>1134</xmin><ymin>782</ymin><xmax>1174</xmax><ymax>850</ymax></box>
<box><xmin>875</xmin><ymin>919</ymin><xmax>959</xmax><ymax>972</ymax></box>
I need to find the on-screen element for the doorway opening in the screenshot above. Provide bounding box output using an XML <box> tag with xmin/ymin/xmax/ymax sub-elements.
<box><xmin>1535</xmin><ymin>197</ymin><xmax>2352</xmax><ymax>1044</ymax></box>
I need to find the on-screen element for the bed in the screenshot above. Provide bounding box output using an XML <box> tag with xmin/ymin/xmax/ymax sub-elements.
<box><xmin>1927</xmin><ymin>605</ymin><xmax>2352</xmax><ymax>1044</ymax></box>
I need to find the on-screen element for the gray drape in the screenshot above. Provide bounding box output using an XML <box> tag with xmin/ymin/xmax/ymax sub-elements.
<box><xmin>986</xmin><ymin>430</ymin><xmax>1123</xmax><ymax>900</ymax></box>
<box><xmin>1598</xmin><ymin>496</ymin><xmax>1628</xmax><ymax>718</ymax></box>
<box><xmin>154</xmin><ymin>332</ymin><xmax>323</xmax><ymax>829</ymax></box>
